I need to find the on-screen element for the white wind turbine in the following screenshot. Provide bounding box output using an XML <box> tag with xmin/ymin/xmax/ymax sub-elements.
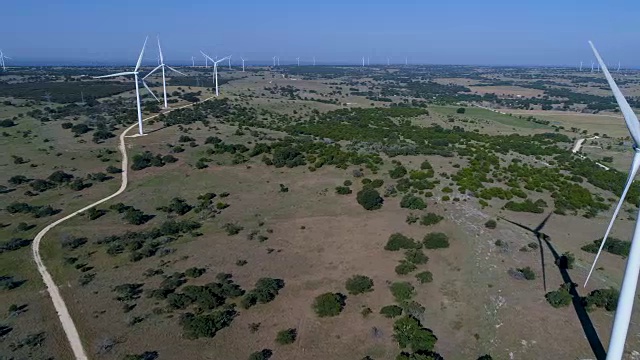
<box><xmin>203</xmin><ymin>53</ymin><xmax>209</xmax><ymax>68</ymax></box>
<box><xmin>241</xmin><ymin>57</ymin><xmax>246</xmax><ymax>72</ymax></box>
<box><xmin>296</xmin><ymin>57</ymin><xmax>300</xmax><ymax>66</ymax></box>
<box><xmin>228</xmin><ymin>55</ymin><xmax>232</xmax><ymax>70</ymax></box>
<box><xmin>584</xmin><ymin>40</ymin><xmax>640</xmax><ymax>360</ymax></box>
<box><xmin>93</xmin><ymin>37</ymin><xmax>148</xmax><ymax>136</ymax></box>
<box><xmin>591</xmin><ymin>61</ymin><xmax>595</xmax><ymax>73</ymax></box>
<box><xmin>362</xmin><ymin>56</ymin><xmax>365</xmax><ymax>67</ymax></box>
<box><xmin>201</xmin><ymin>51</ymin><xmax>229</xmax><ymax>97</ymax></box>
<box><xmin>313</xmin><ymin>56</ymin><xmax>316</xmax><ymax>66</ymax></box>
<box><xmin>0</xmin><ymin>50</ymin><xmax>11</xmax><ymax>71</ymax></box>
<box><xmin>387</xmin><ymin>57</ymin><xmax>390</xmax><ymax>66</ymax></box>
<box><xmin>191</xmin><ymin>56</ymin><xmax>195</xmax><ymax>67</ymax></box>
<box><xmin>273</xmin><ymin>56</ymin><xmax>276</xmax><ymax>67</ymax></box>
<box><xmin>579</xmin><ymin>60</ymin><xmax>583</xmax><ymax>71</ymax></box>
<box><xmin>142</xmin><ymin>37</ymin><xmax>186</xmax><ymax>109</ymax></box>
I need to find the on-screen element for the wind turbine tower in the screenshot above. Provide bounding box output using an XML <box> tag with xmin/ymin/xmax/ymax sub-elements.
<box><xmin>585</xmin><ymin>40</ymin><xmax>640</xmax><ymax>360</ymax></box>
<box><xmin>273</xmin><ymin>56</ymin><xmax>276</xmax><ymax>67</ymax></box>
<box><xmin>93</xmin><ymin>37</ymin><xmax>149</xmax><ymax>136</ymax></box>
<box><xmin>618</xmin><ymin>61</ymin><xmax>621</xmax><ymax>72</ymax></box>
<box><xmin>204</xmin><ymin>54</ymin><xmax>208</xmax><ymax>68</ymax></box>
<box><xmin>387</xmin><ymin>57</ymin><xmax>390</xmax><ymax>66</ymax></box>
<box><xmin>191</xmin><ymin>56</ymin><xmax>195</xmax><ymax>67</ymax></box>
<box><xmin>591</xmin><ymin>61</ymin><xmax>594</xmax><ymax>73</ymax></box>
<box><xmin>241</xmin><ymin>57</ymin><xmax>246</xmax><ymax>72</ymax></box>
<box><xmin>143</xmin><ymin>36</ymin><xmax>186</xmax><ymax>109</ymax></box>
<box><xmin>579</xmin><ymin>60</ymin><xmax>583</xmax><ymax>71</ymax></box>
<box><xmin>296</xmin><ymin>57</ymin><xmax>300</xmax><ymax>66</ymax></box>
<box><xmin>201</xmin><ymin>52</ymin><xmax>230</xmax><ymax>97</ymax></box>
<box><xmin>228</xmin><ymin>55</ymin><xmax>232</xmax><ymax>70</ymax></box>
<box><xmin>362</xmin><ymin>56</ymin><xmax>365</xmax><ymax>67</ymax></box>
<box><xmin>0</xmin><ymin>50</ymin><xmax>11</xmax><ymax>71</ymax></box>
<box><xmin>405</xmin><ymin>57</ymin><xmax>408</xmax><ymax>66</ymax></box>
<box><xmin>313</xmin><ymin>56</ymin><xmax>316</xmax><ymax>66</ymax></box>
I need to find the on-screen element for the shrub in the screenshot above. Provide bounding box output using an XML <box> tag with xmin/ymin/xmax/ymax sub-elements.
<box><xmin>313</xmin><ymin>292</ymin><xmax>345</xmax><ymax>317</ymax></box>
<box><xmin>390</xmin><ymin>282</ymin><xmax>415</xmax><ymax>302</ymax></box>
<box><xmin>335</xmin><ymin>186</ymin><xmax>352</xmax><ymax>195</ymax></box>
<box><xmin>400</xmin><ymin>194</ymin><xmax>427</xmax><ymax>210</ymax></box>
<box><xmin>345</xmin><ymin>275</ymin><xmax>374</xmax><ymax>295</ymax></box>
<box><xmin>395</xmin><ymin>261</ymin><xmax>417</xmax><ymax>275</ymax></box>
<box><xmin>581</xmin><ymin>238</ymin><xmax>630</xmax><ymax>257</ymax></box>
<box><xmin>106</xmin><ymin>165</ymin><xmax>122</xmax><ymax>174</ymax></box>
<box><xmin>423</xmin><ymin>233</ymin><xmax>450</xmax><ymax>249</ymax></box>
<box><xmin>241</xmin><ymin>278</ymin><xmax>285</xmax><ymax>309</ymax></box>
<box><xmin>185</xmin><ymin>267</ymin><xmax>206</xmax><ymax>278</ymax></box>
<box><xmin>545</xmin><ymin>283</ymin><xmax>572</xmax><ymax>308</ymax></box>
<box><xmin>356</xmin><ymin>188</ymin><xmax>383</xmax><ymax>210</ymax></box>
<box><xmin>420</xmin><ymin>213</ymin><xmax>443</xmax><ymax>226</ymax></box>
<box><xmin>343</xmin><ymin>180</ymin><xmax>353</xmax><ymax>186</ymax></box>
<box><xmin>223</xmin><ymin>223</ymin><xmax>243</xmax><ymax>236</ymax></box>
<box><xmin>180</xmin><ymin>308</ymin><xmax>237</xmax><ymax>339</ymax></box>
<box><xmin>380</xmin><ymin>305</ymin><xmax>403</xmax><ymax>318</ymax></box>
<box><xmin>8</xmin><ymin>175</ymin><xmax>29</xmax><ymax>185</ymax></box>
<box><xmin>406</xmin><ymin>213</ymin><xmax>419</xmax><ymax>224</ymax></box>
<box><xmin>456</xmin><ymin>107</ymin><xmax>466</xmax><ymax>114</ymax></box>
<box><xmin>389</xmin><ymin>166</ymin><xmax>408</xmax><ymax>179</ymax></box>
<box><xmin>370</xmin><ymin>179</ymin><xmax>384</xmax><ymax>188</ymax></box>
<box><xmin>583</xmin><ymin>288</ymin><xmax>619</xmax><ymax>312</ymax></box>
<box><xmin>361</xmin><ymin>307</ymin><xmax>372</xmax><ymax>317</ymax></box>
<box><xmin>393</xmin><ymin>315</ymin><xmax>437</xmax><ymax>352</ymax></box>
<box><xmin>415</xmin><ymin>271</ymin><xmax>433</xmax><ymax>284</ymax></box>
<box><xmin>248</xmin><ymin>349</ymin><xmax>273</xmax><ymax>360</ymax></box>
<box><xmin>404</xmin><ymin>249</ymin><xmax>428</xmax><ymax>264</ymax></box>
<box><xmin>275</xmin><ymin>328</ymin><xmax>297</xmax><ymax>345</ymax></box>
<box><xmin>484</xmin><ymin>220</ymin><xmax>497</xmax><ymax>229</ymax></box>
<box><xmin>385</xmin><ymin>233</ymin><xmax>420</xmax><ymax>251</ymax></box>
<box><xmin>517</xmin><ymin>267</ymin><xmax>536</xmax><ymax>280</ymax></box>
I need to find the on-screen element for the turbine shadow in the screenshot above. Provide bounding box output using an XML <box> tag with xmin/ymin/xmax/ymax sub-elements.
<box><xmin>502</xmin><ymin>214</ymin><xmax>606</xmax><ymax>360</ymax></box>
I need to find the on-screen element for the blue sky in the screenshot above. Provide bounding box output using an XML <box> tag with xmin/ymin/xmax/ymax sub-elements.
<box><xmin>2</xmin><ymin>0</ymin><xmax>639</xmax><ymax>66</ymax></box>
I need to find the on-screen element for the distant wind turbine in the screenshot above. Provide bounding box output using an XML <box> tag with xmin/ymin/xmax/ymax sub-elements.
<box><xmin>367</xmin><ymin>57</ymin><xmax>370</xmax><ymax>66</ymax></box>
<box><xmin>201</xmin><ymin>51</ymin><xmax>230</xmax><ymax>97</ymax></box>
<box><xmin>143</xmin><ymin>36</ymin><xmax>186</xmax><ymax>109</ymax></box>
<box><xmin>585</xmin><ymin>40</ymin><xmax>640</xmax><ymax>360</ymax></box>
<box><xmin>387</xmin><ymin>57</ymin><xmax>390</xmax><ymax>66</ymax></box>
<box><xmin>241</xmin><ymin>57</ymin><xmax>246</xmax><ymax>72</ymax></box>
<box><xmin>405</xmin><ymin>57</ymin><xmax>408</xmax><ymax>66</ymax></box>
<box><xmin>273</xmin><ymin>56</ymin><xmax>276</xmax><ymax>67</ymax></box>
<box><xmin>228</xmin><ymin>55</ymin><xmax>232</xmax><ymax>70</ymax></box>
<box><xmin>296</xmin><ymin>57</ymin><xmax>300</xmax><ymax>66</ymax></box>
<box><xmin>313</xmin><ymin>56</ymin><xmax>316</xmax><ymax>66</ymax></box>
<box><xmin>362</xmin><ymin>56</ymin><xmax>365</xmax><ymax>67</ymax></box>
<box><xmin>618</xmin><ymin>61</ymin><xmax>621</xmax><ymax>72</ymax></box>
<box><xmin>204</xmin><ymin>53</ymin><xmax>208</xmax><ymax>68</ymax></box>
<box><xmin>0</xmin><ymin>50</ymin><xmax>11</xmax><ymax>71</ymax></box>
<box><xmin>579</xmin><ymin>60</ymin><xmax>583</xmax><ymax>71</ymax></box>
<box><xmin>277</xmin><ymin>57</ymin><xmax>280</xmax><ymax>66</ymax></box>
<box><xmin>93</xmin><ymin>37</ymin><xmax>148</xmax><ymax>136</ymax></box>
<box><xmin>591</xmin><ymin>61</ymin><xmax>594</xmax><ymax>73</ymax></box>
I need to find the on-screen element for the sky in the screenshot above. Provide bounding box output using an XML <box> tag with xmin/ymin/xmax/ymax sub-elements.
<box><xmin>2</xmin><ymin>0</ymin><xmax>640</xmax><ymax>66</ymax></box>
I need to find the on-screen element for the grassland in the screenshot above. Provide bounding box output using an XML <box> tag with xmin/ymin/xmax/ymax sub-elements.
<box><xmin>2</xmin><ymin>64</ymin><xmax>640</xmax><ymax>360</ymax></box>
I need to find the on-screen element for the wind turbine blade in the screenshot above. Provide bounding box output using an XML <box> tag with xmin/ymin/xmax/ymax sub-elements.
<box><xmin>93</xmin><ymin>71</ymin><xmax>136</xmax><ymax>79</ymax></box>
<box><xmin>590</xmin><ymin>41</ymin><xmax>640</xmax><ymax>145</ymax></box>
<box><xmin>143</xmin><ymin>65</ymin><xmax>163</xmax><ymax>79</ymax></box>
<box><xmin>135</xmin><ymin>36</ymin><xmax>149</xmax><ymax>72</ymax></box>
<box><xmin>142</xmin><ymin>80</ymin><xmax>160</xmax><ymax>102</ymax></box>
<box><xmin>157</xmin><ymin>36</ymin><xmax>164</xmax><ymax>64</ymax></box>
<box><xmin>200</xmin><ymin>51</ymin><xmax>215</xmax><ymax>63</ymax></box>
<box><xmin>584</xmin><ymin>152</ymin><xmax>640</xmax><ymax>287</ymax></box>
<box><xmin>4</xmin><ymin>56</ymin><xmax>11</xmax><ymax>60</ymax></box>
<box><xmin>167</xmin><ymin>66</ymin><xmax>186</xmax><ymax>76</ymax></box>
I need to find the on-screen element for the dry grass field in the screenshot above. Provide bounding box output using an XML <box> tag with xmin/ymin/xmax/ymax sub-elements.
<box><xmin>3</xmin><ymin>65</ymin><xmax>640</xmax><ymax>360</ymax></box>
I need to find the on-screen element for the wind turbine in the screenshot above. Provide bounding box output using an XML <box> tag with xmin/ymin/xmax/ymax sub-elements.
<box><xmin>296</xmin><ymin>57</ymin><xmax>300</xmax><ymax>66</ymax></box>
<box><xmin>579</xmin><ymin>60</ymin><xmax>583</xmax><ymax>71</ymax></box>
<box><xmin>191</xmin><ymin>56</ymin><xmax>195</xmax><ymax>67</ymax></box>
<box><xmin>405</xmin><ymin>57</ymin><xmax>408</xmax><ymax>66</ymax></box>
<box><xmin>201</xmin><ymin>51</ymin><xmax>229</xmax><ymax>97</ymax></box>
<box><xmin>273</xmin><ymin>56</ymin><xmax>276</xmax><ymax>67</ymax></box>
<box><xmin>313</xmin><ymin>56</ymin><xmax>316</xmax><ymax>66</ymax></box>
<box><xmin>387</xmin><ymin>57</ymin><xmax>390</xmax><ymax>66</ymax></box>
<box><xmin>618</xmin><ymin>61</ymin><xmax>621</xmax><ymax>72</ymax></box>
<box><xmin>228</xmin><ymin>55</ymin><xmax>232</xmax><ymax>70</ymax></box>
<box><xmin>277</xmin><ymin>57</ymin><xmax>280</xmax><ymax>66</ymax></box>
<box><xmin>591</xmin><ymin>61</ymin><xmax>595</xmax><ymax>73</ymax></box>
<box><xmin>143</xmin><ymin>36</ymin><xmax>186</xmax><ymax>109</ymax></box>
<box><xmin>204</xmin><ymin>53</ymin><xmax>209</xmax><ymax>68</ymax></box>
<box><xmin>367</xmin><ymin>57</ymin><xmax>370</xmax><ymax>66</ymax></box>
<box><xmin>93</xmin><ymin>37</ymin><xmax>148</xmax><ymax>136</ymax></box>
<box><xmin>362</xmin><ymin>56</ymin><xmax>365</xmax><ymax>67</ymax></box>
<box><xmin>0</xmin><ymin>50</ymin><xmax>11</xmax><ymax>71</ymax></box>
<box><xmin>584</xmin><ymin>40</ymin><xmax>640</xmax><ymax>360</ymax></box>
<box><xmin>241</xmin><ymin>57</ymin><xmax>246</xmax><ymax>72</ymax></box>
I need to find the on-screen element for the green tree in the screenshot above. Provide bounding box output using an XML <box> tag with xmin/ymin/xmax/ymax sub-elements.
<box><xmin>345</xmin><ymin>275</ymin><xmax>374</xmax><ymax>295</ymax></box>
<box><xmin>380</xmin><ymin>305</ymin><xmax>403</xmax><ymax>318</ymax></box>
<box><xmin>415</xmin><ymin>271</ymin><xmax>433</xmax><ymax>284</ymax></box>
<box><xmin>357</xmin><ymin>188</ymin><xmax>383</xmax><ymax>210</ymax></box>
<box><xmin>390</xmin><ymin>282</ymin><xmax>415</xmax><ymax>302</ymax></box>
<box><xmin>400</xmin><ymin>194</ymin><xmax>427</xmax><ymax>210</ymax></box>
<box><xmin>275</xmin><ymin>328</ymin><xmax>297</xmax><ymax>345</ymax></box>
<box><xmin>423</xmin><ymin>233</ymin><xmax>449</xmax><ymax>249</ymax></box>
<box><xmin>385</xmin><ymin>233</ymin><xmax>420</xmax><ymax>251</ymax></box>
<box><xmin>393</xmin><ymin>316</ymin><xmax>437</xmax><ymax>352</ymax></box>
<box><xmin>456</xmin><ymin>107</ymin><xmax>466</xmax><ymax>114</ymax></box>
<box><xmin>313</xmin><ymin>292</ymin><xmax>345</xmax><ymax>317</ymax></box>
<box><xmin>484</xmin><ymin>220</ymin><xmax>497</xmax><ymax>229</ymax></box>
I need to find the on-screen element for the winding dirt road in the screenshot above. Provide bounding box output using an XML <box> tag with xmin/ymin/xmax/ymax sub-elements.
<box><xmin>32</xmin><ymin>97</ymin><xmax>213</xmax><ymax>359</ymax></box>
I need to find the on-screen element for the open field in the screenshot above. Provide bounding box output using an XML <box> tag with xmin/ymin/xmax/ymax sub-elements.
<box><xmin>3</xmin><ymin>64</ymin><xmax>640</xmax><ymax>360</ymax></box>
